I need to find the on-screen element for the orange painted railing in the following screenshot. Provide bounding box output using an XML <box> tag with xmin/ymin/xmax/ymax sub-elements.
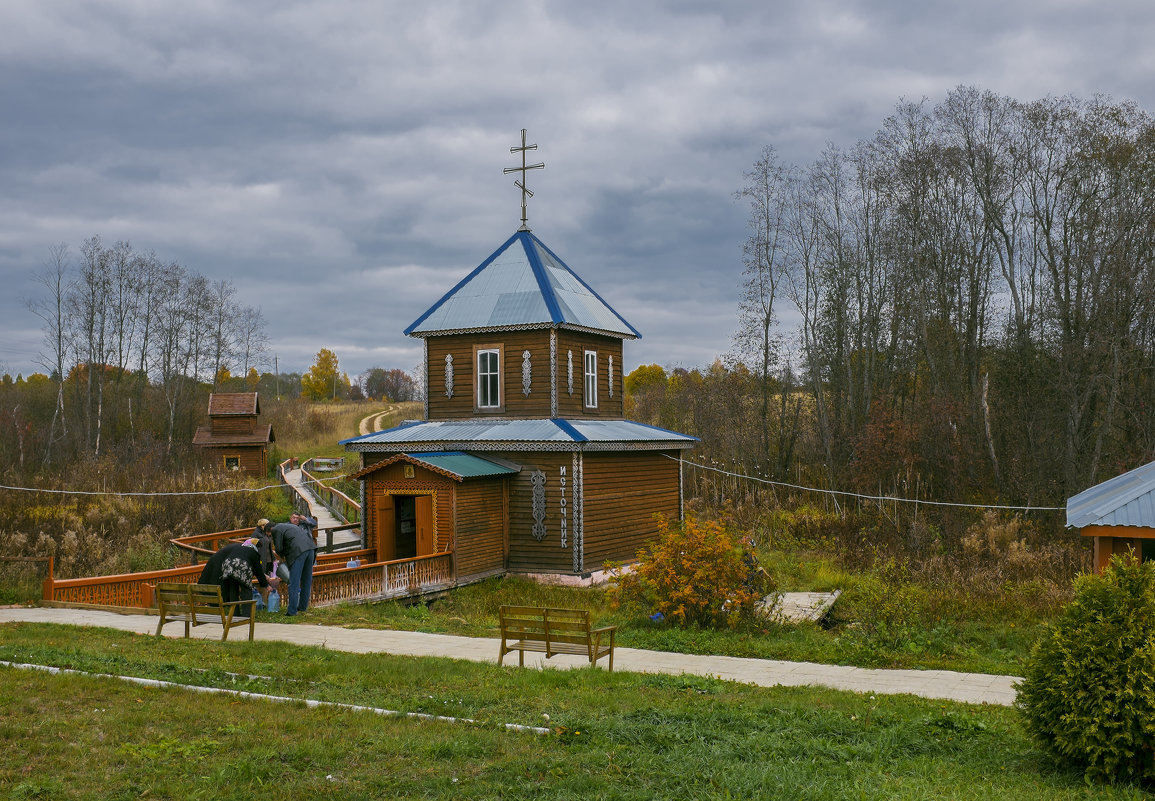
<box><xmin>45</xmin><ymin>563</ymin><xmax>203</xmax><ymax>608</ymax></box>
<box><xmin>43</xmin><ymin>552</ymin><xmax>455</xmax><ymax>610</ymax></box>
<box><xmin>309</xmin><ymin>553</ymin><xmax>455</xmax><ymax>607</ymax></box>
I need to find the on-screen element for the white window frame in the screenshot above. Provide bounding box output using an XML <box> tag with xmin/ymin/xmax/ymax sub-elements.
<box><xmin>475</xmin><ymin>345</ymin><xmax>503</xmax><ymax>411</ymax></box>
<box><xmin>583</xmin><ymin>349</ymin><xmax>598</xmax><ymax>409</ymax></box>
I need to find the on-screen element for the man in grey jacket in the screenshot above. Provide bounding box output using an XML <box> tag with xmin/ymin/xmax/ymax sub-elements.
<box><xmin>290</xmin><ymin>511</ymin><xmax>317</xmax><ymax>543</ymax></box>
<box><xmin>265</xmin><ymin>518</ymin><xmax>318</xmax><ymax>616</ymax></box>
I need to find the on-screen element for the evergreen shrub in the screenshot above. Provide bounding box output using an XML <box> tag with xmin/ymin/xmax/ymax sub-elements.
<box><xmin>1015</xmin><ymin>555</ymin><xmax>1155</xmax><ymax>783</ymax></box>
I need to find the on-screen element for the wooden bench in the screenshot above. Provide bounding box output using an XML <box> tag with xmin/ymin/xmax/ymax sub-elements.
<box><xmin>154</xmin><ymin>582</ymin><xmax>257</xmax><ymax>642</ymax></box>
<box><xmin>498</xmin><ymin>605</ymin><xmax>617</xmax><ymax>671</ymax></box>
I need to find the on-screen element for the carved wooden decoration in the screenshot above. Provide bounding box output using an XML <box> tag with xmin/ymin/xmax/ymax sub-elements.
<box><xmin>522</xmin><ymin>350</ymin><xmax>532</xmax><ymax>396</ymax></box>
<box><xmin>572</xmin><ymin>453</ymin><xmax>583</xmax><ymax>572</ymax></box>
<box><xmin>608</xmin><ymin>355</ymin><xmax>615</xmax><ymax>397</ymax></box>
<box><xmin>530</xmin><ymin>470</ymin><xmax>547</xmax><ymax>541</ymax></box>
<box><xmin>559</xmin><ymin>465</ymin><xmax>568</xmax><ymax>548</ymax></box>
<box><xmin>567</xmin><ymin>350</ymin><xmax>574</xmax><ymax>395</ymax></box>
<box><xmin>444</xmin><ymin>354</ymin><xmax>454</xmax><ymax>398</ymax></box>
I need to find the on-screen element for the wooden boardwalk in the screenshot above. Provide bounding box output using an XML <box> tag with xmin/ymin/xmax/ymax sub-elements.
<box><xmin>284</xmin><ymin>465</ymin><xmax>360</xmax><ymax>548</ymax></box>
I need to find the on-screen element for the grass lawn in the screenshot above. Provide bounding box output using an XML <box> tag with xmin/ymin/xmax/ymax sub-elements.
<box><xmin>0</xmin><ymin>623</ymin><xmax>1142</xmax><ymax>800</ymax></box>
<box><xmin>295</xmin><ymin>576</ymin><xmax>1041</xmax><ymax>676</ymax></box>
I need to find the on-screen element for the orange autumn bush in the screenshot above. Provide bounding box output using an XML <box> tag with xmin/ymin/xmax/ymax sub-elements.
<box><xmin>606</xmin><ymin>514</ymin><xmax>774</xmax><ymax>629</ymax></box>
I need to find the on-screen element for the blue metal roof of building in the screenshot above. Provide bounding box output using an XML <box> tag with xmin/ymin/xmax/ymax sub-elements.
<box><xmin>341</xmin><ymin>418</ymin><xmax>697</xmax><ymax>451</ymax></box>
<box><xmin>1066</xmin><ymin>460</ymin><xmax>1155</xmax><ymax>529</ymax></box>
<box><xmin>405</xmin><ymin>230</ymin><xmax>641</xmax><ymax>339</ymax></box>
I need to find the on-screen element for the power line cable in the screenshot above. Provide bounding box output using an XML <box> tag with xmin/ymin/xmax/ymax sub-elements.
<box><xmin>674</xmin><ymin>455</ymin><xmax>1065</xmax><ymax>512</ymax></box>
<box><xmin>0</xmin><ymin>473</ymin><xmax>347</xmax><ymax>498</ymax></box>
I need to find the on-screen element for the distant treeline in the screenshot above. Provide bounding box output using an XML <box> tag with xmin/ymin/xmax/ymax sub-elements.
<box><xmin>3</xmin><ymin>236</ymin><xmax>420</xmax><ymax>477</ymax></box>
<box><xmin>11</xmin><ymin>236</ymin><xmax>271</xmax><ymax>470</ymax></box>
<box><xmin>719</xmin><ymin>87</ymin><xmax>1155</xmax><ymax>507</ymax></box>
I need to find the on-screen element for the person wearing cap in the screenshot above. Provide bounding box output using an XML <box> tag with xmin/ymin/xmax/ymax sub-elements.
<box><xmin>250</xmin><ymin>519</ymin><xmax>276</xmax><ymax>574</ymax></box>
<box><xmin>267</xmin><ymin>518</ymin><xmax>318</xmax><ymax>616</ymax></box>
<box><xmin>199</xmin><ymin>538</ymin><xmax>270</xmax><ymax>607</ymax></box>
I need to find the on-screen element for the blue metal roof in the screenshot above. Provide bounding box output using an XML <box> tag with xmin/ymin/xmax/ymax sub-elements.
<box><xmin>341</xmin><ymin>418</ymin><xmax>697</xmax><ymax>450</ymax></box>
<box><xmin>405</xmin><ymin>231</ymin><xmax>641</xmax><ymax>339</ymax></box>
<box><xmin>1066</xmin><ymin>460</ymin><xmax>1155</xmax><ymax>529</ymax></box>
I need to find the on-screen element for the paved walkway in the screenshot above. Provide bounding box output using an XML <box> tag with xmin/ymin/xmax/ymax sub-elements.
<box><xmin>0</xmin><ymin>606</ymin><xmax>1019</xmax><ymax>706</ymax></box>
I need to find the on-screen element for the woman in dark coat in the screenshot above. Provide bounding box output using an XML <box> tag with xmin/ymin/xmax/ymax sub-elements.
<box><xmin>199</xmin><ymin>539</ymin><xmax>270</xmax><ymax>605</ymax></box>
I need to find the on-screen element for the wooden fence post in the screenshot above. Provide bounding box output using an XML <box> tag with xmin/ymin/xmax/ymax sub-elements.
<box><xmin>40</xmin><ymin>556</ymin><xmax>54</xmax><ymax>602</ymax></box>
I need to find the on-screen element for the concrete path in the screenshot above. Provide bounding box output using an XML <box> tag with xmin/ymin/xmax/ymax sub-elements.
<box><xmin>0</xmin><ymin>606</ymin><xmax>1019</xmax><ymax>706</ymax></box>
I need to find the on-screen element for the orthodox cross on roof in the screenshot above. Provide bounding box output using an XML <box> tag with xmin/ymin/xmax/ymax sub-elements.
<box><xmin>503</xmin><ymin>128</ymin><xmax>544</xmax><ymax>231</ymax></box>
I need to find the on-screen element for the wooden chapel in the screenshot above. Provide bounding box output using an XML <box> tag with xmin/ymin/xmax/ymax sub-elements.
<box><xmin>342</xmin><ymin>131</ymin><xmax>696</xmax><ymax>583</ymax></box>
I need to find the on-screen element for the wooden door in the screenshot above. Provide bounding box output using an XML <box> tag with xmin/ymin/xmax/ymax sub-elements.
<box><xmin>375</xmin><ymin>494</ymin><xmax>396</xmax><ymax>561</ymax></box>
<box><xmin>416</xmin><ymin>495</ymin><xmax>434</xmax><ymax>556</ymax></box>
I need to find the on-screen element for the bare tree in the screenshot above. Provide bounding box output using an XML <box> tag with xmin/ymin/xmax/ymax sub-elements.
<box><xmin>735</xmin><ymin>146</ymin><xmax>793</xmax><ymax>472</ymax></box>
<box><xmin>28</xmin><ymin>243</ymin><xmax>73</xmax><ymax>466</ymax></box>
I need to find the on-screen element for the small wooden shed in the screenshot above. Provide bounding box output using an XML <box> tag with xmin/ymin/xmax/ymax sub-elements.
<box><xmin>1067</xmin><ymin>460</ymin><xmax>1155</xmax><ymax>572</ymax></box>
<box><xmin>192</xmin><ymin>392</ymin><xmax>275</xmax><ymax>476</ymax></box>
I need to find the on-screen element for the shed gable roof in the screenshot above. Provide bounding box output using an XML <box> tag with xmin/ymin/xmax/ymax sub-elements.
<box><xmin>405</xmin><ymin>230</ymin><xmax>640</xmax><ymax>340</ymax></box>
<box><xmin>207</xmin><ymin>392</ymin><xmax>260</xmax><ymax>416</ymax></box>
<box><xmin>1066</xmin><ymin>460</ymin><xmax>1155</xmax><ymax>529</ymax></box>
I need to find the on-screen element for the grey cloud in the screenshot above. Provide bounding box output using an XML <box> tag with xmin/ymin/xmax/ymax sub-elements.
<box><xmin>3</xmin><ymin>0</ymin><xmax>1155</xmax><ymax>382</ymax></box>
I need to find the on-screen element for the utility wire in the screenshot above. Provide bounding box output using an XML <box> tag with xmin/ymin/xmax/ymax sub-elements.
<box><xmin>0</xmin><ymin>473</ymin><xmax>347</xmax><ymax>498</ymax></box>
<box><xmin>675</xmin><ymin>455</ymin><xmax>1065</xmax><ymax>512</ymax></box>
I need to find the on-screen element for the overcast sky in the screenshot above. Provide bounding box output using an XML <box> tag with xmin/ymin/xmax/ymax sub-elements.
<box><xmin>2</xmin><ymin>1</ymin><xmax>1154</xmax><ymax>383</ymax></box>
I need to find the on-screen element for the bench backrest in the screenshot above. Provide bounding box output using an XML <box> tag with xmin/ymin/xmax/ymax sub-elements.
<box><xmin>500</xmin><ymin>605</ymin><xmax>593</xmax><ymax>643</ymax></box>
<box><xmin>157</xmin><ymin>582</ymin><xmax>245</xmax><ymax>617</ymax></box>
<box><xmin>543</xmin><ymin>608</ymin><xmax>595</xmax><ymax>648</ymax></box>
<box><xmin>156</xmin><ymin>582</ymin><xmax>197</xmax><ymax>615</ymax></box>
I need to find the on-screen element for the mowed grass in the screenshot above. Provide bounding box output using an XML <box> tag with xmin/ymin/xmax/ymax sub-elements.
<box><xmin>0</xmin><ymin>623</ymin><xmax>1142</xmax><ymax>800</ymax></box>
<box><xmin>295</xmin><ymin>576</ymin><xmax>1042</xmax><ymax>676</ymax></box>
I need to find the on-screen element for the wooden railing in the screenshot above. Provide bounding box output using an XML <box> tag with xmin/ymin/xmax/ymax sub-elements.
<box><xmin>168</xmin><ymin>528</ymin><xmax>255</xmax><ymax>564</ymax></box>
<box><xmin>309</xmin><ymin>553</ymin><xmax>455</xmax><ymax>607</ymax></box>
<box><xmin>278</xmin><ymin>457</ymin><xmax>312</xmax><ymax>515</ymax></box>
<box><xmin>45</xmin><ymin>563</ymin><xmax>203</xmax><ymax>609</ymax></box>
<box><xmin>301</xmin><ymin>458</ymin><xmax>361</xmax><ymax>524</ymax></box>
<box><xmin>42</xmin><ymin>552</ymin><xmax>455</xmax><ymax>611</ymax></box>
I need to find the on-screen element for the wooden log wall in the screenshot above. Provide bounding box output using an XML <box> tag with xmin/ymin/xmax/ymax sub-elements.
<box><xmin>553</xmin><ymin>331</ymin><xmax>624</xmax><ymax>418</ymax></box>
<box><xmin>425</xmin><ymin>331</ymin><xmax>551</xmax><ymax>419</ymax></box>
<box><xmin>210</xmin><ymin>416</ymin><xmax>257</xmax><ymax>435</ymax></box>
<box><xmin>454</xmin><ymin>480</ymin><xmax>508</xmax><ymax>581</ymax></box>
<box><xmin>424</xmin><ymin>330</ymin><xmax>624</xmax><ymax>419</ymax></box>
<box><xmin>199</xmin><ymin>446</ymin><xmax>266</xmax><ymax>476</ymax></box>
<box><xmin>504</xmin><ymin>451</ymin><xmax>574</xmax><ymax>572</ymax></box>
<box><xmin>581</xmin><ymin>450</ymin><xmax>681</xmax><ymax>566</ymax></box>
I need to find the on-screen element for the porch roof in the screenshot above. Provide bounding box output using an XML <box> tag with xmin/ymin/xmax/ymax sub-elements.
<box><xmin>1067</xmin><ymin>460</ymin><xmax>1155</xmax><ymax>529</ymax></box>
<box><xmin>347</xmin><ymin>451</ymin><xmax>520</xmax><ymax>481</ymax></box>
